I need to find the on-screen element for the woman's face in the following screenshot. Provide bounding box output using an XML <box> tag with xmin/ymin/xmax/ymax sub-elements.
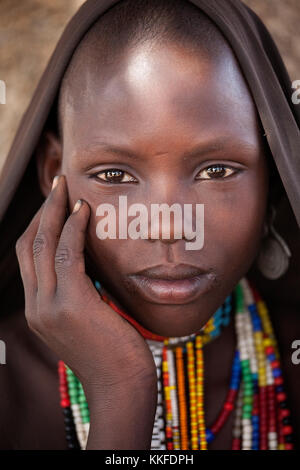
<box><xmin>56</xmin><ymin>41</ymin><xmax>269</xmax><ymax>336</ymax></box>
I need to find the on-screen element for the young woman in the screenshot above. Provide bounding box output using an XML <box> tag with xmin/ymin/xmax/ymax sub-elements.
<box><xmin>0</xmin><ymin>0</ymin><xmax>300</xmax><ymax>450</ymax></box>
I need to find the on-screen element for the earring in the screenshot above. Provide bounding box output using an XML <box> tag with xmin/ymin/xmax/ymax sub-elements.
<box><xmin>257</xmin><ymin>205</ymin><xmax>291</xmax><ymax>280</ymax></box>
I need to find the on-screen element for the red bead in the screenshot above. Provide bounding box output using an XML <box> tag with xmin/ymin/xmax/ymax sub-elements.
<box><xmin>224</xmin><ymin>402</ymin><xmax>234</xmax><ymax>411</ymax></box>
<box><xmin>231</xmin><ymin>438</ymin><xmax>241</xmax><ymax>450</ymax></box>
<box><xmin>280</xmin><ymin>409</ymin><xmax>290</xmax><ymax>418</ymax></box>
<box><xmin>274</xmin><ymin>377</ymin><xmax>283</xmax><ymax>385</ymax></box>
<box><xmin>60</xmin><ymin>399</ymin><xmax>70</xmax><ymax>408</ymax></box>
<box><xmin>277</xmin><ymin>392</ymin><xmax>287</xmax><ymax>402</ymax></box>
<box><xmin>260</xmin><ymin>387</ymin><xmax>267</xmax><ymax>396</ymax></box>
<box><xmin>282</xmin><ymin>426</ymin><xmax>293</xmax><ymax>435</ymax></box>
<box><xmin>265</xmin><ymin>346</ymin><xmax>274</xmax><ymax>355</ymax></box>
<box><xmin>284</xmin><ymin>443</ymin><xmax>294</xmax><ymax>450</ymax></box>
<box><xmin>271</xmin><ymin>360</ymin><xmax>280</xmax><ymax>369</ymax></box>
<box><xmin>227</xmin><ymin>390</ymin><xmax>237</xmax><ymax>402</ymax></box>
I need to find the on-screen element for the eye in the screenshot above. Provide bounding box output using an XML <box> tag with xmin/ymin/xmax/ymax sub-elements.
<box><xmin>195</xmin><ymin>164</ymin><xmax>238</xmax><ymax>180</ymax></box>
<box><xmin>95</xmin><ymin>169</ymin><xmax>138</xmax><ymax>184</ymax></box>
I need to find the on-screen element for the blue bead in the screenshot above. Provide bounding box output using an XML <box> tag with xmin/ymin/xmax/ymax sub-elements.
<box><xmin>210</xmin><ymin>329</ymin><xmax>220</xmax><ymax>337</ymax></box>
<box><xmin>206</xmin><ymin>429</ymin><xmax>214</xmax><ymax>443</ymax></box>
<box><xmin>272</xmin><ymin>368</ymin><xmax>282</xmax><ymax>378</ymax></box>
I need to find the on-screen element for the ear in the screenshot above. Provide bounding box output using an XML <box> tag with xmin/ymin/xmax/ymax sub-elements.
<box><xmin>35</xmin><ymin>130</ymin><xmax>62</xmax><ymax>198</ymax></box>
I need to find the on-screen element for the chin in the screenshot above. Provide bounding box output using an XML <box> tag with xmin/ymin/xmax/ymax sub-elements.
<box><xmin>127</xmin><ymin>300</ymin><xmax>215</xmax><ymax>338</ymax></box>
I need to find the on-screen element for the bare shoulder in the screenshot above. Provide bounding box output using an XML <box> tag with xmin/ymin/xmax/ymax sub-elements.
<box><xmin>0</xmin><ymin>309</ymin><xmax>67</xmax><ymax>449</ymax></box>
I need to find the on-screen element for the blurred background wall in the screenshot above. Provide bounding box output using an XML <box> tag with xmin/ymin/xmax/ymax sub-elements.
<box><xmin>0</xmin><ymin>0</ymin><xmax>299</xmax><ymax>172</ymax></box>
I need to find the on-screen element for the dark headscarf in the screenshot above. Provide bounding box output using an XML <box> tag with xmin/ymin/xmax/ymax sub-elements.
<box><xmin>1</xmin><ymin>0</ymin><xmax>300</xmax><ymax>313</ymax></box>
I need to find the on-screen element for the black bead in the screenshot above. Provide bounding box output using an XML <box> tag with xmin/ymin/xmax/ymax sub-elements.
<box><xmin>284</xmin><ymin>434</ymin><xmax>293</xmax><ymax>443</ymax></box>
<box><xmin>65</xmin><ymin>424</ymin><xmax>75</xmax><ymax>433</ymax></box>
<box><xmin>63</xmin><ymin>407</ymin><xmax>73</xmax><ymax>417</ymax></box>
<box><xmin>67</xmin><ymin>441</ymin><xmax>78</xmax><ymax>449</ymax></box>
<box><xmin>279</xmin><ymin>401</ymin><xmax>288</xmax><ymax>409</ymax></box>
<box><xmin>282</xmin><ymin>417</ymin><xmax>291</xmax><ymax>425</ymax></box>
<box><xmin>63</xmin><ymin>416</ymin><xmax>73</xmax><ymax>425</ymax></box>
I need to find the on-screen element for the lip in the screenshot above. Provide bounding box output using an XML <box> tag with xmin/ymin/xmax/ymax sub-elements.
<box><xmin>127</xmin><ymin>264</ymin><xmax>216</xmax><ymax>305</ymax></box>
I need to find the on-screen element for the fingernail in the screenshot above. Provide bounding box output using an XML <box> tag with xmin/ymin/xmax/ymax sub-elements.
<box><xmin>73</xmin><ymin>199</ymin><xmax>83</xmax><ymax>213</ymax></box>
<box><xmin>52</xmin><ymin>175</ymin><xmax>60</xmax><ymax>190</ymax></box>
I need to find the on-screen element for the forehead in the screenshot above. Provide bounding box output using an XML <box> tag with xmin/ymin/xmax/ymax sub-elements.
<box><xmin>62</xmin><ymin>42</ymin><xmax>261</xmax><ymax>154</ymax></box>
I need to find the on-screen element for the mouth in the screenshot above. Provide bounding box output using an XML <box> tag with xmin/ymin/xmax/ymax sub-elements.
<box><xmin>127</xmin><ymin>264</ymin><xmax>216</xmax><ymax>305</ymax></box>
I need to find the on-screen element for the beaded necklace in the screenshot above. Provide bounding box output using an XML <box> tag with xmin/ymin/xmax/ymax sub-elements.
<box><xmin>58</xmin><ymin>277</ymin><xmax>294</xmax><ymax>450</ymax></box>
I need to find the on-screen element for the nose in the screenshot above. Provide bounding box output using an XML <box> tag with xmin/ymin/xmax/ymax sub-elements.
<box><xmin>146</xmin><ymin>202</ymin><xmax>196</xmax><ymax>245</ymax></box>
<box><xmin>149</xmin><ymin>204</ymin><xmax>179</xmax><ymax>243</ymax></box>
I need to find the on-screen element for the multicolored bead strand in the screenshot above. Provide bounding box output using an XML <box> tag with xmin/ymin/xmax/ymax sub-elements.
<box><xmin>58</xmin><ymin>277</ymin><xmax>294</xmax><ymax>450</ymax></box>
<box><xmin>207</xmin><ymin>350</ymin><xmax>241</xmax><ymax>444</ymax></box>
<box><xmin>175</xmin><ymin>346</ymin><xmax>189</xmax><ymax>449</ymax></box>
<box><xmin>58</xmin><ymin>360</ymin><xmax>80</xmax><ymax>450</ymax></box>
<box><xmin>195</xmin><ymin>336</ymin><xmax>207</xmax><ymax>449</ymax></box>
<box><xmin>231</xmin><ymin>382</ymin><xmax>244</xmax><ymax>449</ymax></box>
<box><xmin>147</xmin><ymin>341</ymin><xmax>166</xmax><ymax>449</ymax></box>
<box><xmin>167</xmin><ymin>347</ymin><xmax>181</xmax><ymax>449</ymax></box>
<box><xmin>162</xmin><ymin>341</ymin><xmax>174</xmax><ymax>450</ymax></box>
<box><xmin>186</xmin><ymin>340</ymin><xmax>199</xmax><ymax>449</ymax></box>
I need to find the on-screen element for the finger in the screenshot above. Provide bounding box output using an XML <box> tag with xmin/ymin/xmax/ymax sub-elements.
<box><xmin>15</xmin><ymin>201</ymin><xmax>45</xmax><ymax>297</ymax></box>
<box><xmin>33</xmin><ymin>174</ymin><xmax>68</xmax><ymax>296</ymax></box>
<box><xmin>55</xmin><ymin>199</ymin><xmax>91</xmax><ymax>291</ymax></box>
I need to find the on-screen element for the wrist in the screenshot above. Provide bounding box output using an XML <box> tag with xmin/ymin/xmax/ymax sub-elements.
<box><xmin>84</xmin><ymin>373</ymin><xmax>158</xmax><ymax>450</ymax></box>
<box><xmin>84</xmin><ymin>369</ymin><xmax>158</xmax><ymax>409</ymax></box>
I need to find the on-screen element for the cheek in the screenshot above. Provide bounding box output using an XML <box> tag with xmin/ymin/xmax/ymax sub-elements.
<box><xmin>86</xmin><ymin>209</ymin><xmax>133</xmax><ymax>273</ymax></box>
<box><xmin>202</xmin><ymin>173</ymin><xmax>268</xmax><ymax>275</ymax></box>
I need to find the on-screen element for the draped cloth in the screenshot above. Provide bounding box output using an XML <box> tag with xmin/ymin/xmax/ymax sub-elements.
<box><xmin>0</xmin><ymin>0</ymin><xmax>299</xmax><ymax>309</ymax></box>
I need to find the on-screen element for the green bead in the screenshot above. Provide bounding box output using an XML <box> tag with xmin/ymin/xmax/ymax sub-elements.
<box><xmin>67</xmin><ymin>376</ymin><xmax>77</xmax><ymax>385</ymax></box>
<box><xmin>243</xmin><ymin>375</ymin><xmax>252</xmax><ymax>384</ymax></box>
<box><xmin>242</xmin><ymin>404</ymin><xmax>252</xmax><ymax>414</ymax></box>
<box><xmin>235</xmin><ymin>284</ymin><xmax>244</xmax><ymax>312</ymax></box>
<box><xmin>80</xmin><ymin>405</ymin><xmax>89</xmax><ymax>413</ymax></box>
<box><xmin>80</xmin><ymin>408</ymin><xmax>90</xmax><ymax>418</ymax></box>
<box><xmin>82</xmin><ymin>416</ymin><xmax>90</xmax><ymax>424</ymax></box>
<box><xmin>241</xmin><ymin>359</ymin><xmax>250</xmax><ymax>367</ymax></box>
<box><xmin>67</xmin><ymin>382</ymin><xmax>78</xmax><ymax>390</ymax></box>
<box><xmin>243</xmin><ymin>396</ymin><xmax>253</xmax><ymax>405</ymax></box>
<box><xmin>244</xmin><ymin>382</ymin><xmax>252</xmax><ymax>390</ymax></box>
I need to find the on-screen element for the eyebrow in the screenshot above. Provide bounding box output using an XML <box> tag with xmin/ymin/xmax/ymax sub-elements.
<box><xmin>78</xmin><ymin>136</ymin><xmax>258</xmax><ymax>161</ymax></box>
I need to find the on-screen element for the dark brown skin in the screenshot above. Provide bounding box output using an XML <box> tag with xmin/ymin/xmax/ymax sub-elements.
<box><xmin>1</xmin><ymin>40</ymin><xmax>300</xmax><ymax>449</ymax></box>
